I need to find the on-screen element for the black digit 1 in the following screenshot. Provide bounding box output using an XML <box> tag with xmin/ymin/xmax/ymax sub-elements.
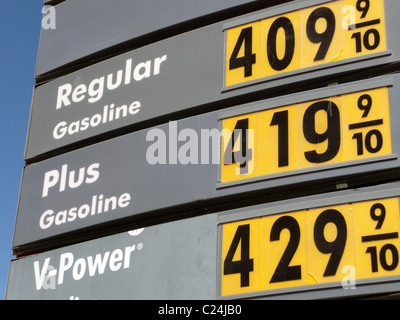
<box><xmin>358</xmin><ymin>94</ymin><xmax>372</xmax><ymax>118</ymax></box>
<box><xmin>357</xmin><ymin>0</ymin><xmax>370</xmax><ymax>19</ymax></box>
<box><xmin>224</xmin><ymin>118</ymin><xmax>252</xmax><ymax>175</ymax></box>
<box><xmin>370</xmin><ymin>203</ymin><xmax>386</xmax><ymax>230</ymax></box>
<box><xmin>270</xmin><ymin>110</ymin><xmax>289</xmax><ymax>167</ymax></box>
<box><xmin>270</xmin><ymin>216</ymin><xmax>302</xmax><ymax>283</ymax></box>
<box><xmin>306</xmin><ymin>7</ymin><xmax>336</xmax><ymax>61</ymax></box>
<box><xmin>303</xmin><ymin>101</ymin><xmax>341</xmax><ymax>163</ymax></box>
<box><xmin>224</xmin><ymin>224</ymin><xmax>254</xmax><ymax>287</ymax></box>
<box><xmin>314</xmin><ymin>209</ymin><xmax>347</xmax><ymax>277</ymax></box>
<box><xmin>267</xmin><ymin>17</ymin><xmax>295</xmax><ymax>71</ymax></box>
<box><xmin>229</xmin><ymin>27</ymin><xmax>256</xmax><ymax>78</ymax></box>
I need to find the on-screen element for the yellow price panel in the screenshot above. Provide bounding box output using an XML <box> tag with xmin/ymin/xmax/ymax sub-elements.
<box><xmin>220</xmin><ymin>197</ymin><xmax>400</xmax><ymax>297</ymax></box>
<box><xmin>220</xmin><ymin>87</ymin><xmax>392</xmax><ymax>183</ymax></box>
<box><xmin>225</xmin><ymin>0</ymin><xmax>387</xmax><ymax>87</ymax></box>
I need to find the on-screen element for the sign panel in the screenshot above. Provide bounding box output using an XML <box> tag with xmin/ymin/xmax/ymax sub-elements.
<box><xmin>13</xmin><ymin>76</ymin><xmax>400</xmax><ymax>251</ymax></box>
<box><xmin>9</xmin><ymin>185</ymin><xmax>400</xmax><ymax>300</ymax></box>
<box><xmin>37</xmin><ymin>0</ymin><xmax>285</xmax><ymax>77</ymax></box>
<box><xmin>26</xmin><ymin>0</ymin><xmax>400</xmax><ymax>161</ymax></box>
<box><xmin>13</xmin><ymin>75</ymin><xmax>400</xmax><ymax>250</ymax></box>
<box><xmin>7</xmin><ymin>214</ymin><xmax>217</xmax><ymax>300</ymax></box>
<box><xmin>220</xmin><ymin>86</ymin><xmax>391</xmax><ymax>183</ymax></box>
<box><xmin>224</xmin><ymin>0</ymin><xmax>387</xmax><ymax>87</ymax></box>
<box><xmin>218</xmin><ymin>182</ymin><xmax>400</xmax><ymax>299</ymax></box>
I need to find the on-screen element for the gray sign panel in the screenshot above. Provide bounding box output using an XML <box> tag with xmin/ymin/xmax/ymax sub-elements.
<box><xmin>26</xmin><ymin>0</ymin><xmax>400</xmax><ymax>161</ymax></box>
<box><xmin>13</xmin><ymin>75</ymin><xmax>400</xmax><ymax>251</ymax></box>
<box><xmin>8</xmin><ymin>184</ymin><xmax>400</xmax><ymax>300</ymax></box>
<box><xmin>37</xmin><ymin>0</ymin><xmax>287</xmax><ymax>77</ymax></box>
<box><xmin>7</xmin><ymin>214</ymin><xmax>217</xmax><ymax>300</ymax></box>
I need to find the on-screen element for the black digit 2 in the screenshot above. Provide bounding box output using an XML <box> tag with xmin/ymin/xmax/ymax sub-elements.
<box><xmin>314</xmin><ymin>209</ymin><xmax>347</xmax><ymax>277</ymax></box>
<box><xmin>270</xmin><ymin>216</ymin><xmax>302</xmax><ymax>283</ymax></box>
<box><xmin>224</xmin><ymin>224</ymin><xmax>254</xmax><ymax>287</ymax></box>
<box><xmin>229</xmin><ymin>27</ymin><xmax>256</xmax><ymax>77</ymax></box>
<box><xmin>267</xmin><ymin>17</ymin><xmax>295</xmax><ymax>71</ymax></box>
<box><xmin>303</xmin><ymin>100</ymin><xmax>341</xmax><ymax>163</ymax></box>
<box><xmin>306</xmin><ymin>7</ymin><xmax>336</xmax><ymax>61</ymax></box>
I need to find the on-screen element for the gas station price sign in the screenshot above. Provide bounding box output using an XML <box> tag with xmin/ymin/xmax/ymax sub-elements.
<box><xmin>220</xmin><ymin>197</ymin><xmax>400</xmax><ymax>297</ymax></box>
<box><xmin>220</xmin><ymin>85</ymin><xmax>391</xmax><ymax>183</ymax></box>
<box><xmin>224</xmin><ymin>0</ymin><xmax>387</xmax><ymax>87</ymax></box>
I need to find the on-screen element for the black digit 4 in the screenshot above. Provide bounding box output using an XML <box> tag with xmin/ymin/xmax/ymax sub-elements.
<box><xmin>229</xmin><ymin>27</ymin><xmax>256</xmax><ymax>77</ymax></box>
<box><xmin>224</xmin><ymin>224</ymin><xmax>254</xmax><ymax>287</ymax></box>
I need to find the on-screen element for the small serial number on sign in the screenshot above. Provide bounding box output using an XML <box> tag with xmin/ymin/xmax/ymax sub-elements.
<box><xmin>225</xmin><ymin>0</ymin><xmax>387</xmax><ymax>87</ymax></box>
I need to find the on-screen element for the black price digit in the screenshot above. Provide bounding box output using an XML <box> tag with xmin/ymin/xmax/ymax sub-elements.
<box><xmin>229</xmin><ymin>27</ymin><xmax>256</xmax><ymax>77</ymax></box>
<box><xmin>356</xmin><ymin>0</ymin><xmax>370</xmax><ymax>19</ymax></box>
<box><xmin>224</xmin><ymin>118</ymin><xmax>252</xmax><ymax>175</ymax></box>
<box><xmin>370</xmin><ymin>203</ymin><xmax>386</xmax><ymax>230</ymax></box>
<box><xmin>270</xmin><ymin>216</ymin><xmax>302</xmax><ymax>283</ymax></box>
<box><xmin>306</xmin><ymin>7</ymin><xmax>336</xmax><ymax>61</ymax></box>
<box><xmin>358</xmin><ymin>94</ymin><xmax>372</xmax><ymax>118</ymax></box>
<box><xmin>267</xmin><ymin>17</ymin><xmax>295</xmax><ymax>71</ymax></box>
<box><xmin>270</xmin><ymin>110</ymin><xmax>289</xmax><ymax>167</ymax></box>
<box><xmin>314</xmin><ymin>209</ymin><xmax>347</xmax><ymax>277</ymax></box>
<box><xmin>303</xmin><ymin>101</ymin><xmax>341</xmax><ymax>163</ymax></box>
<box><xmin>224</xmin><ymin>224</ymin><xmax>254</xmax><ymax>287</ymax></box>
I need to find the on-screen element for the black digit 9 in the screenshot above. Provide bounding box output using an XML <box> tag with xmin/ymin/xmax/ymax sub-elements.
<box><xmin>357</xmin><ymin>0</ymin><xmax>370</xmax><ymax>19</ymax></box>
<box><xmin>306</xmin><ymin>7</ymin><xmax>336</xmax><ymax>61</ymax></box>
<box><xmin>303</xmin><ymin>101</ymin><xmax>341</xmax><ymax>164</ymax></box>
<box><xmin>267</xmin><ymin>17</ymin><xmax>295</xmax><ymax>71</ymax></box>
<box><xmin>314</xmin><ymin>209</ymin><xmax>347</xmax><ymax>277</ymax></box>
<box><xmin>370</xmin><ymin>203</ymin><xmax>386</xmax><ymax>230</ymax></box>
<box><xmin>358</xmin><ymin>94</ymin><xmax>372</xmax><ymax>118</ymax></box>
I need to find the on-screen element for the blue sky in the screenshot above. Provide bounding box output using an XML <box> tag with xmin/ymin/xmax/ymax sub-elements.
<box><xmin>0</xmin><ymin>2</ymin><xmax>43</xmax><ymax>298</ymax></box>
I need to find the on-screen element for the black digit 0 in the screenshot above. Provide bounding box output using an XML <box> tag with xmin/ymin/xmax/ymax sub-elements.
<box><xmin>306</xmin><ymin>7</ymin><xmax>336</xmax><ymax>61</ymax></box>
<box><xmin>303</xmin><ymin>101</ymin><xmax>341</xmax><ymax>163</ymax></box>
<box><xmin>356</xmin><ymin>0</ymin><xmax>370</xmax><ymax>19</ymax></box>
<box><xmin>229</xmin><ymin>27</ymin><xmax>256</xmax><ymax>77</ymax></box>
<box><xmin>267</xmin><ymin>17</ymin><xmax>295</xmax><ymax>71</ymax></box>
<box><xmin>270</xmin><ymin>110</ymin><xmax>289</xmax><ymax>167</ymax></box>
<box><xmin>370</xmin><ymin>203</ymin><xmax>386</xmax><ymax>230</ymax></box>
<box><xmin>224</xmin><ymin>224</ymin><xmax>254</xmax><ymax>287</ymax></box>
<box><xmin>270</xmin><ymin>216</ymin><xmax>302</xmax><ymax>283</ymax></box>
<box><xmin>314</xmin><ymin>209</ymin><xmax>347</xmax><ymax>277</ymax></box>
<box><xmin>365</xmin><ymin>129</ymin><xmax>383</xmax><ymax>154</ymax></box>
<box><xmin>358</xmin><ymin>94</ymin><xmax>372</xmax><ymax>118</ymax></box>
